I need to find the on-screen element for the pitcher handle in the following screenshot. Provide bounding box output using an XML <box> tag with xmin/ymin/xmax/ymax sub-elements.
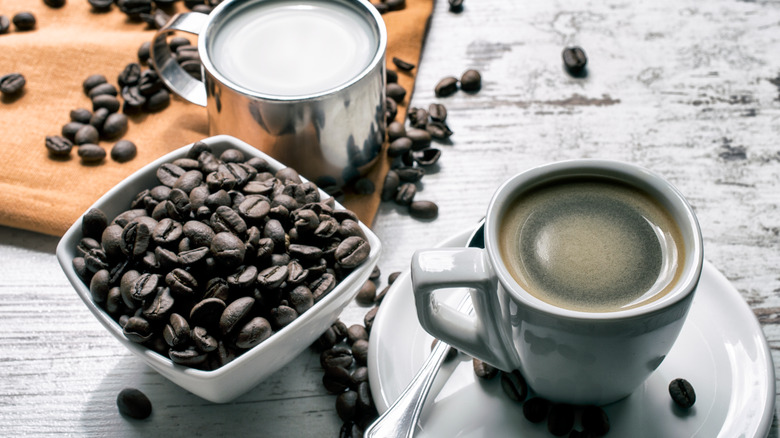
<box><xmin>151</xmin><ymin>12</ymin><xmax>209</xmax><ymax>107</ymax></box>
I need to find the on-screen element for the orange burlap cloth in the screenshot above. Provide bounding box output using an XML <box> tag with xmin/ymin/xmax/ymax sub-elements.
<box><xmin>0</xmin><ymin>0</ymin><xmax>431</xmax><ymax>236</ymax></box>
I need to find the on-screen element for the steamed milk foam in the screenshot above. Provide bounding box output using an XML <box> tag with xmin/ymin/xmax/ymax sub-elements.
<box><xmin>209</xmin><ymin>0</ymin><xmax>376</xmax><ymax>96</ymax></box>
<box><xmin>499</xmin><ymin>178</ymin><xmax>685</xmax><ymax>313</ymax></box>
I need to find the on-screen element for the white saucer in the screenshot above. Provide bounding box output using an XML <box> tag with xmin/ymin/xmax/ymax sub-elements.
<box><xmin>368</xmin><ymin>227</ymin><xmax>775</xmax><ymax>438</ymax></box>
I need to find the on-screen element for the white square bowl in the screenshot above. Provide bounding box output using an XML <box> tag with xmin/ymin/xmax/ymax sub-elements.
<box><xmin>55</xmin><ymin>135</ymin><xmax>381</xmax><ymax>403</ymax></box>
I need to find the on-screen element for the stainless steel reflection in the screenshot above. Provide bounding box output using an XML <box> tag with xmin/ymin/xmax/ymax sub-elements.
<box><xmin>152</xmin><ymin>0</ymin><xmax>387</xmax><ymax>187</ymax></box>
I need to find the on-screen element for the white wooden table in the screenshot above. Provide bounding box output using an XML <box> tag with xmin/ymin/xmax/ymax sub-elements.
<box><xmin>2</xmin><ymin>0</ymin><xmax>780</xmax><ymax>436</ymax></box>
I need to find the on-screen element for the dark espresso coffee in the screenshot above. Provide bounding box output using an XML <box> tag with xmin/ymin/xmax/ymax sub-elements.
<box><xmin>499</xmin><ymin>178</ymin><xmax>685</xmax><ymax>312</ymax></box>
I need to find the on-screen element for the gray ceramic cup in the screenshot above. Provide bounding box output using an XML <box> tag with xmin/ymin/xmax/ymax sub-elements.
<box><xmin>152</xmin><ymin>0</ymin><xmax>387</xmax><ymax>187</ymax></box>
<box><xmin>412</xmin><ymin>160</ymin><xmax>704</xmax><ymax>405</ymax></box>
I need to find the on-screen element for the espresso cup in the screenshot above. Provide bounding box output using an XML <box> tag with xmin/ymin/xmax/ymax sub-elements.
<box><xmin>411</xmin><ymin>160</ymin><xmax>704</xmax><ymax>405</ymax></box>
<box><xmin>152</xmin><ymin>0</ymin><xmax>387</xmax><ymax>187</ymax></box>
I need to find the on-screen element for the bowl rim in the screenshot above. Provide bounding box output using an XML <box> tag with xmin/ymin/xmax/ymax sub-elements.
<box><xmin>56</xmin><ymin>134</ymin><xmax>382</xmax><ymax>381</ymax></box>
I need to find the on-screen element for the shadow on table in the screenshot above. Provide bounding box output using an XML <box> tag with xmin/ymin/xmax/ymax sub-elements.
<box><xmin>0</xmin><ymin>225</ymin><xmax>59</xmax><ymax>254</ymax></box>
<box><xmin>81</xmin><ymin>347</ymin><xmax>342</xmax><ymax>437</ymax></box>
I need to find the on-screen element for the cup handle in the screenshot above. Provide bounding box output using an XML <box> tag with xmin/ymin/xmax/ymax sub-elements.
<box><xmin>151</xmin><ymin>12</ymin><xmax>209</xmax><ymax>107</ymax></box>
<box><xmin>411</xmin><ymin>248</ymin><xmax>514</xmax><ymax>371</ymax></box>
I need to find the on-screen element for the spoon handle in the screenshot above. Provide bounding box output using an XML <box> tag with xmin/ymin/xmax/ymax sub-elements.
<box><xmin>363</xmin><ymin>294</ymin><xmax>472</xmax><ymax>438</ymax></box>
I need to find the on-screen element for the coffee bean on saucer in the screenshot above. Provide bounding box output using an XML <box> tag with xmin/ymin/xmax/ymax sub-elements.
<box><xmin>500</xmin><ymin>370</ymin><xmax>528</xmax><ymax>402</ymax></box>
<box><xmin>522</xmin><ymin>397</ymin><xmax>550</xmax><ymax>423</ymax></box>
<box><xmin>435</xmin><ymin>76</ymin><xmax>459</xmax><ymax>97</ymax></box>
<box><xmin>581</xmin><ymin>405</ymin><xmax>610</xmax><ymax>435</ymax></box>
<box><xmin>460</xmin><ymin>69</ymin><xmax>482</xmax><ymax>92</ymax></box>
<box><xmin>116</xmin><ymin>387</ymin><xmax>152</xmax><ymax>419</ymax></box>
<box><xmin>562</xmin><ymin>47</ymin><xmax>588</xmax><ymax>76</ymax></box>
<box><xmin>472</xmin><ymin>358</ymin><xmax>498</xmax><ymax>379</ymax></box>
<box><xmin>392</xmin><ymin>56</ymin><xmax>414</xmax><ymax>71</ymax></box>
<box><xmin>12</xmin><ymin>12</ymin><xmax>36</xmax><ymax>31</ymax></box>
<box><xmin>547</xmin><ymin>403</ymin><xmax>575</xmax><ymax>436</ymax></box>
<box><xmin>0</xmin><ymin>73</ymin><xmax>26</xmax><ymax>96</ymax></box>
<box><xmin>0</xmin><ymin>16</ymin><xmax>10</xmax><ymax>35</ymax></box>
<box><xmin>669</xmin><ymin>378</ymin><xmax>696</xmax><ymax>408</ymax></box>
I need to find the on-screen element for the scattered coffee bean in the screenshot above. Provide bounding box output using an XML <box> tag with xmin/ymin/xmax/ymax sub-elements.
<box><xmin>460</xmin><ymin>69</ymin><xmax>482</xmax><ymax>92</ymax></box>
<box><xmin>548</xmin><ymin>403</ymin><xmax>575</xmax><ymax>436</ymax></box>
<box><xmin>472</xmin><ymin>358</ymin><xmax>498</xmax><ymax>379</ymax></box>
<box><xmin>103</xmin><ymin>113</ymin><xmax>129</xmax><ymax>139</ymax></box>
<box><xmin>388</xmin><ymin>272</ymin><xmax>400</xmax><ymax>285</ymax></box>
<box><xmin>0</xmin><ymin>73</ymin><xmax>26</xmax><ymax>96</ymax></box>
<box><xmin>386</xmin><ymin>69</ymin><xmax>398</xmax><ymax>84</ymax></box>
<box><xmin>448</xmin><ymin>0</ymin><xmax>464</xmax><ymax>12</ymax></box>
<box><xmin>45</xmin><ymin>135</ymin><xmax>73</xmax><ymax>157</ymax></box>
<box><xmin>12</xmin><ymin>12</ymin><xmax>36</xmax><ymax>31</ymax></box>
<box><xmin>669</xmin><ymin>378</ymin><xmax>696</xmax><ymax>408</ymax></box>
<box><xmin>426</xmin><ymin>121</ymin><xmax>453</xmax><ymax>139</ymax></box>
<box><xmin>386</xmin><ymin>83</ymin><xmax>407</xmax><ymax>103</ymax></box>
<box><xmin>356</xmin><ymin>280</ymin><xmax>376</xmax><ymax>305</ymax></box>
<box><xmin>409</xmin><ymin>200</ymin><xmax>439</xmax><ymax>220</ymax></box>
<box><xmin>352</xmin><ymin>339</ymin><xmax>369</xmax><ymax>365</ymax></box>
<box><xmin>374</xmin><ymin>285</ymin><xmax>389</xmax><ymax>304</ymax></box>
<box><xmin>387</xmin><ymin>121</ymin><xmax>406</xmax><ymax>142</ymax></box>
<box><xmin>387</xmin><ymin>137</ymin><xmax>412</xmax><ymax>158</ymax></box>
<box><xmin>137</xmin><ymin>41</ymin><xmax>151</xmax><ymax>65</ymax></box>
<box><xmin>411</xmin><ymin>148</ymin><xmax>441</xmax><ymax>166</ymax></box>
<box><xmin>428</xmin><ymin>103</ymin><xmax>447</xmax><ymax>122</ymax></box>
<box><xmin>93</xmin><ymin>94</ymin><xmax>121</xmax><ymax>113</ymax></box>
<box><xmin>392</xmin><ymin>56</ymin><xmax>415</xmax><ymax>71</ymax></box>
<box><xmin>83</xmin><ymin>74</ymin><xmax>108</xmax><ymax>94</ymax></box>
<box><xmin>88</xmin><ymin>0</ymin><xmax>114</xmax><ymax>12</ymax></box>
<box><xmin>78</xmin><ymin>144</ymin><xmax>106</xmax><ymax>163</ymax></box>
<box><xmin>0</xmin><ymin>16</ymin><xmax>10</xmax><ymax>35</ymax></box>
<box><xmin>75</xmin><ymin>124</ymin><xmax>100</xmax><ymax>145</ymax></box>
<box><xmin>380</xmin><ymin>170</ymin><xmax>400</xmax><ymax>202</ymax></box>
<box><xmin>364</xmin><ymin>307</ymin><xmax>378</xmax><ymax>332</ymax></box>
<box><xmin>435</xmin><ymin>76</ymin><xmax>459</xmax><ymax>97</ymax></box>
<box><xmin>116</xmin><ymin>388</ymin><xmax>152</xmax><ymax>420</ymax></box>
<box><xmin>394</xmin><ymin>183</ymin><xmax>416</xmax><ymax>205</ymax></box>
<box><xmin>523</xmin><ymin>397</ymin><xmax>551</xmax><ymax>423</ymax></box>
<box><xmin>336</xmin><ymin>390</ymin><xmax>358</xmax><ymax>421</ymax></box>
<box><xmin>44</xmin><ymin>0</ymin><xmax>68</xmax><ymax>8</ymax></box>
<box><xmin>385</xmin><ymin>0</ymin><xmax>406</xmax><ymax>12</ymax></box>
<box><xmin>562</xmin><ymin>46</ymin><xmax>588</xmax><ymax>76</ymax></box>
<box><xmin>111</xmin><ymin>139</ymin><xmax>137</xmax><ymax>162</ymax></box>
<box><xmin>71</xmin><ymin>108</ymin><xmax>93</xmax><ymax>124</ymax></box>
<box><xmin>353</xmin><ymin>178</ymin><xmax>375</xmax><ymax>195</ymax></box>
<box><xmin>581</xmin><ymin>405</ymin><xmax>610</xmax><ymax>435</ymax></box>
<box><xmin>89</xmin><ymin>82</ymin><xmax>119</xmax><ymax>99</ymax></box>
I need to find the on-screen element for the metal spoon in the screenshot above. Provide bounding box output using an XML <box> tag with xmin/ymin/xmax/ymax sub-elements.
<box><xmin>363</xmin><ymin>223</ymin><xmax>484</xmax><ymax>438</ymax></box>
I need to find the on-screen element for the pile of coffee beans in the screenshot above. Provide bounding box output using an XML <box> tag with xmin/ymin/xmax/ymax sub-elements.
<box><xmin>71</xmin><ymin>140</ymin><xmax>372</xmax><ymax>370</ymax></box>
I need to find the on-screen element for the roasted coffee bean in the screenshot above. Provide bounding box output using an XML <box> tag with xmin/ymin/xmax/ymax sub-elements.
<box><xmin>61</xmin><ymin>122</ymin><xmax>84</xmax><ymax>142</ymax></box>
<box><xmin>93</xmin><ymin>94</ymin><xmax>121</xmax><ymax>113</ymax></box>
<box><xmin>426</xmin><ymin>121</ymin><xmax>453</xmax><ymax>139</ymax></box>
<box><xmin>581</xmin><ymin>405</ymin><xmax>610</xmax><ymax>435</ymax></box>
<box><xmin>88</xmin><ymin>0</ymin><xmax>114</xmax><ymax>11</ymax></box>
<box><xmin>44</xmin><ymin>0</ymin><xmax>67</xmax><ymax>8</ymax></box>
<box><xmin>156</xmin><ymin>163</ymin><xmax>186</xmax><ymax>187</ymax></box>
<box><xmin>547</xmin><ymin>403</ymin><xmax>575</xmax><ymax>436</ymax></box>
<box><xmin>409</xmin><ymin>201</ymin><xmax>438</xmax><ymax>219</ymax></box>
<box><xmin>144</xmin><ymin>88</ymin><xmax>171</xmax><ymax>112</ymax></box>
<box><xmin>219</xmin><ymin>296</ymin><xmax>254</xmax><ymax>335</ymax></box>
<box><xmin>473</xmin><ymin>358</ymin><xmax>498</xmax><ymax>379</ymax></box>
<box><xmin>83</xmin><ymin>74</ymin><xmax>108</xmax><ymax>94</ymax></box>
<box><xmin>131</xmin><ymin>273</ymin><xmax>159</xmax><ymax>301</ymax></box>
<box><xmin>102</xmin><ymin>113</ymin><xmax>129</xmax><ymax>139</ymax></box>
<box><xmin>12</xmin><ymin>12</ymin><xmax>36</xmax><ymax>31</ymax></box>
<box><xmin>180</xmin><ymin>220</ymin><xmax>212</xmax><ymax>248</ymax></box>
<box><xmin>116</xmin><ymin>388</ymin><xmax>152</xmax><ymax>420</ymax></box>
<box><xmin>394</xmin><ymin>183</ymin><xmax>416</xmax><ymax>205</ymax></box>
<box><xmin>355</xmin><ymin>280</ymin><xmax>376</xmax><ymax>305</ymax></box>
<box><xmin>122</xmin><ymin>85</ymin><xmax>146</xmax><ymax>114</ymax></box>
<box><xmin>169</xmin><ymin>347</ymin><xmax>207</xmax><ymax>366</ymax></box>
<box><xmin>387</xmin><ymin>137</ymin><xmax>412</xmax><ymax>158</ymax></box>
<box><xmin>351</xmin><ymin>339</ymin><xmax>369</xmax><ymax>365</ymax></box>
<box><xmin>89</xmin><ymin>269</ymin><xmax>111</xmax><ymax>304</ymax></box>
<box><xmin>89</xmin><ymin>107</ymin><xmax>110</xmax><ymax>131</ymax></box>
<box><xmin>257</xmin><ymin>264</ymin><xmax>288</xmax><ymax>289</ymax></box>
<box><xmin>336</xmin><ymin>391</ymin><xmax>359</xmax><ymax>421</ymax></box>
<box><xmin>235</xmin><ymin>317</ymin><xmax>272</xmax><ymax>349</ymax></box>
<box><xmin>428</xmin><ymin>103</ymin><xmax>447</xmax><ymax>122</ymax></box>
<box><xmin>386</xmin><ymin>83</ymin><xmax>406</xmax><ymax>103</ymax></box>
<box><xmin>406</xmin><ymin>128</ymin><xmax>432</xmax><ymax>150</ymax></box>
<box><xmin>523</xmin><ymin>397</ymin><xmax>550</xmax><ymax>423</ymax></box>
<box><xmin>271</xmin><ymin>305</ymin><xmax>298</xmax><ymax>327</ymax></box>
<box><xmin>380</xmin><ymin>170</ymin><xmax>400</xmax><ymax>202</ymax></box>
<box><xmin>500</xmin><ymin>370</ymin><xmax>528</xmax><ymax>402</ymax></box>
<box><xmin>70</xmin><ymin>108</ymin><xmax>92</xmax><ymax>124</ymax></box>
<box><xmin>106</xmin><ymin>287</ymin><xmax>123</xmax><ymax>314</ymax></box>
<box><xmin>111</xmin><ymin>139</ymin><xmax>137</xmax><ymax>162</ymax></box>
<box><xmin>669</xmin><ymin>378</ymin><xmax>696</xmax><ymax>408</ymax></box>
<box><xmin>392</xmin><ymin>56</ymin><xmax>414</xmax><ymax>71</ymax></box>
<box><xmin>120</xmin><ymin>220</ymin><xmax>152</xmax><ymax>258</ymax></box>
<box><xmin>435</xmin><ymin>76</ymin><xmax>459</xmax><ymax>97</ymax></box>
<box><xmin>142</xmin><ymin>287</ymin><xmax>175</xmax><ymax>322</ymax></box>
<box><xmin>323</xmin><ymin>365</ymin><xmax>352</xmax><ymax>393</ymax></box>
<box><xmin>123</xmin><ymin>316</ymin><xmax>153</xmax><ymax>343</ymax></box>
<box><xmin>374</xmin><ymin>285</ymin><xmax>389</xmax><ymax>304</ymax></box>
<box><xmin>89</xmin><ymin>83</ymin><xmax>118</xmax><ymax>99</ymax></box>
<box><xmin>346</xmin><ymin>324</ymin><xmax>369</xmax><ymax>345</ymax></box>
<box><xmin>562</xmin><ymin>46</ymin><xmax>588</xmax><ymax>75</ymax></box>
<box><xmin>310</xmin><ymin>273</ymin><xmax>336</xmax><ymax>301</ymax></box>
<box><xmin>138</xmin><ymin>70</ymin><xmax>163</xmax><ymax>96</ymax></box>
<box><xmin>163</xmin><ymin>313</ymin><xmax>190</xmax><ymax>348</ymax></box>
<box><xmin>388</xmin><ymin>271</ymin><xmax>401</xmax><ymax>285</ymax></box>
<box><xmin>321</xmin><ymin>346</ymin><xmax>354</xmax><ymax>370</ymax></box>
<box><xmin>228</xmin><ymin>264</ymin><xmax>259</xmax><ymax>288</ymax></box>
<box><xmin>78</xmin><ymin>144</ymin><xmax>107</xmax><ymax>163</ymax></box>
<box><xmin>335</xmin><ymin>236</ymin><xmax>370</xmax><ymax>268</ymax></box>
<box><xmin>396</xmin><ymin>167</ymin><xmax>425</xmax><ymax>182</ymax></box>
<box><xmin>289</xmin><ymin>285</ymin><xmax>314</xmax><ymax>314</ymax></box>
<box><xmin>166</xmin><ymin>268</ymin><xmax>198</xmax><ymax>297</ymax></box>
<box><xmin>137</xmin><ymin>41</ymin><xmax>151</xmax><ymax>64</ymax></box>
<box><xmin>448</xmin><ymin>0</ymin><xmax>464</xmax><ymax>12</ymax></box>
<box><xmin>356</xmin><ymin>380</ymin><xmax>374</xmax><ymax>416</ymax></box>
<box><xmin>350</xmin><ymin>366</ymin><xmax>369</xmax><ymax>388</ymax></box>
<box><xmin>353</xmin><ymin>178</ymin><xmax>375</xmax><ymax>195</ymax></box>
<box><xmin>191</xmin><ymin>326</ymin><xmax>218</xmax><ymax>352</ymax></box>
<box><xmin>412</xmin><ymin>148</ymin><xmax>441</xmax><ymax>166</ymax></box>
<box><xmin>75</xmin><ymin>124</ymin><xmax>100</xmax><ymax>145</ymax></box>
<box><xmin>190</xmin><ymin>298</ymin><xmax>226</xmax><ymax>328</ymax></box>
<box><xmin>385</xmin><ymin>96</ymin><xmax>397</xmax><ymax>122</ymax></box>
<box><xmin>0</xmin><ymin>16</ymin><xmax>9</xmax><ymax>35</ymax></box>
<box><xmin>117</xmin><ymin>0</ymin><xmax>153</xmax><ymax>19</ymax></box>
<box><xmin>460</xmin><ymin>69</ymin><xmax>482</xmax><ymax>92</ymax></box>
<box><xmin>339</xmin><ymin>421</ymin><xmax>363</xmax><ymax>438</ymax></box>
<box><xmin>407</xmin><ymin>107</ymin><xmax>429</xmax><ymax>128</ymax></box>
<box><xmin>0</xmin><ymin>73</ymin><xmax>26</xmax><ymax>96</ymax></box>
<box><xmin>82</xmin><ymin>208</ymin><xmax>108</xmax><ymax>239</ymax></box>
<box><xmin>45</xmin><ymin>135</ymin><xmax>73</xmax><ymax>157</ymax></box>
<box><xmin>211</xmin><ymin>205</ymin><xmax>247</xmax><ymax>235</ymax></box>
<box><xmin>372</xmin><ymin>2</ymin><xmax>388</xmax><ymax>13</ymax></box>
<box><xmin>364</xmin><ymin>306</ymin><xmax>378</xmax><ymax>331</ymax></box>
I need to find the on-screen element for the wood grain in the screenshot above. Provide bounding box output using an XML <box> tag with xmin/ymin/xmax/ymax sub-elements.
<box><xmin>2</xmin><ymin>0</ymin><xmax>780</xmax><ymax>436</ymax></box>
